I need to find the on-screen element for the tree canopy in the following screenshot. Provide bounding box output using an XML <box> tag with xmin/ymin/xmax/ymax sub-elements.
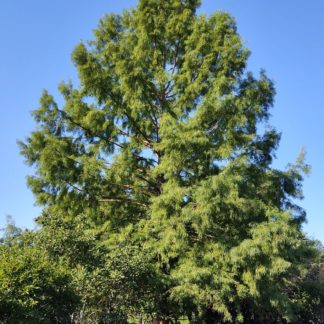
<box><xmin>9</xmin><ymin>0</ymin><xmax>323</xmax><ymax>322</ymax></box>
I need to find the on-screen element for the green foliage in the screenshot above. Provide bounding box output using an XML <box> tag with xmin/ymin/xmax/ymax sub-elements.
<box><xmin>0</xmin><ymin>222</ymin><xmax>78</xmax><ymax>323</ymax></box>
<box><xmin>0</xmin><ymin>216</ymin><xmax>161</xmax><ymax>323</ymax></box>
<box><xmin>70</xmin><ymin>246</ymin><xmax>160</xmax><ymax>323</ymax></box>
<box><xmin>16</xmin><ymin>0</ymin><xmax>322</xmax><ymax>322</ymax></box>
<box><xmin>35</xmin><ymin>213</ymin><xmax>162</xmax><ymax>323</ymax></box>
<box><xmin>291</xmin><ymin>246</ymin><xmax>324</xmax><ymax>323</ymax></box>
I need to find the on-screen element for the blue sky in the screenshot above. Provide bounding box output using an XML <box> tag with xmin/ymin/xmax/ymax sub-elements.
<box><xmin>0</xmin><ymin>0</ymin><xmax>323</xmax><ymax>243</ymax></box>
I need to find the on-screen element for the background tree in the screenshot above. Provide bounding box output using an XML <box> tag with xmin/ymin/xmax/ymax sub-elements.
<box><xmin>0</xmin><ymin>216</ymin><xmax>160</xmax><ymax>323</ymax></box>
<box><xmin>19</xmin><ymin>0</ymin><xmax>320</xmax><ymax>322</ymax></box>
<box><xmin>36</xmin><ymin>213</ymin><xmax>160</xmax><ymax>323</ymax></box>
<box><xmin>0</xmin><ymin>220</ymin><xmax>78</xmax><ymax>323</ymax></box>
<box><xmin>292</xmin><ymin>244</ymin><xmax>324</xmax><ymax>323</ymax></box>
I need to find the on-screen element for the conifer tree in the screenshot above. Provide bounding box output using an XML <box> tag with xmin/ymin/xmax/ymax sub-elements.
<box><xmin>20</xmin><ymin>0</ymin><xmax>315</xmax><ymax>322</ymax></box>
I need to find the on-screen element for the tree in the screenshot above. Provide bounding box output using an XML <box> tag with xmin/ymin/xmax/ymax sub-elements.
<box><xmin>20</xmin><ymin>0</ymin><xmax>317</xmax><ymax>322</ymax></box>
<box><xmin>36</xmin><ymin>213</ymin><xmax>160</xmax><ymax>323</ymax></box>
<box><xmin>292</xmin><ymin>244</ymin><xmax>324</xmax><ymax>323</ymax></box>
<box><xmin>0</xmin><ymin>216</ymin><xmax>159</xmax><ymax>323</ymax></box>
<box><xmin>0</xmin><ymin>221</ymin><xmax>78</xmax><ymax>323</ymax></box>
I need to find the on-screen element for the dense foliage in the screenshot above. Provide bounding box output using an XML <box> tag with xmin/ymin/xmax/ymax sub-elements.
<box><xmin>0</xmin><ymin>221</ymin><xmax>78</xmax><ymax>323</ymax></box>
<box><xmin>1</xmin><ymin>0</ymin><xmax>322</xmax><ymax>322</ymax></box>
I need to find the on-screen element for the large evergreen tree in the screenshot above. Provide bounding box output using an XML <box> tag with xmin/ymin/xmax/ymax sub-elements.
<box><xmin>20</xmin><ymin>0</ymin><xmax>318</xmax><ymax>322</ymax></box>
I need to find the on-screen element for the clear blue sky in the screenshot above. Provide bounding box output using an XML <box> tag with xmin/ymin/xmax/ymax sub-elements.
<box><xmin>1</xmin><ymin>1</ymin><xmax>323</xmax><ymax>243</ymax></box>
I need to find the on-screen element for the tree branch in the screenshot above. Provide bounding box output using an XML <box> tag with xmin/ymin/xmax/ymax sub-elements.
<box><xmin>99</xmin><ymin>197</ymin><xmax>148</xmax><ymax>207</ymax></box>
